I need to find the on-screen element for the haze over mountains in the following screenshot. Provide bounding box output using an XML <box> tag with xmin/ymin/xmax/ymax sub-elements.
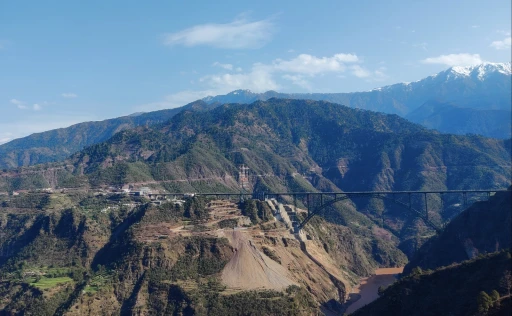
<box><xmin>0</xmin><ymin>62</ymin><xmax>510</xmax><ymax>170</ymax></box>
<box><xmin>203</xmin><ymin>62</ymin><xmax>512</xmax><ymax>137</ymax></box>
<box><xmin>204</xmin><ymin>62</ymin><xmax>512</xmax><ymax>114</ymax></box>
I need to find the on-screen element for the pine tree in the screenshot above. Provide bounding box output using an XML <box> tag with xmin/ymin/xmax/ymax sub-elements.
<box><xmin>477</xmin><ymin>291</ymin><xmax>492</xmax><ymax>315</ymax></box>
<box><xmin>490</xmin><ymin>290</ymin><xmax>500</xmax><ymax>307</ymax></box>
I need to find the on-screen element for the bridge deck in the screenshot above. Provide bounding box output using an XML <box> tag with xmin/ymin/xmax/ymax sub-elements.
<box><xmin>150</xmin><ymin>189</ymin><xmax>510</xmax><ymax>196</ymax></box>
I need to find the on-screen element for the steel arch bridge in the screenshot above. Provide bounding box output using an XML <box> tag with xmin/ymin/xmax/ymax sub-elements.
<box><xmin>147</xmin><ymin>189</ymin><xmax>510</xmax><ymax>233</ymax></box>
<box><xmin>297</xmin><ymin>193</ymin><xmax>441</xmax><ymax>232</ymax></box>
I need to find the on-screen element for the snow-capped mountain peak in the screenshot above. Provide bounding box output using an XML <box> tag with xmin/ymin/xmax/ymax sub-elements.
<box><xmin>450</xmin><ymin>66</ymin><xmax>472</xmax><ymax>76</ymax></box>
<box><xmin>447</xmin><ymin>62</ymin><xmax>511</xmax><ymax>80</ymax></box>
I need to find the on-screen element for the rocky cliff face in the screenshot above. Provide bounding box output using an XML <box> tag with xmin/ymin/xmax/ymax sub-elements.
<box><xmin>0</xmin><ymin>192</ymin><xmax>408</xmax><ymax>315</ymax></box>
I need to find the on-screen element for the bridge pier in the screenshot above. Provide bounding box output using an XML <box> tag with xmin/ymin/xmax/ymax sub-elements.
<box><xmin>424</xmin><ymin>192</ymin><xmax>428</xmax><ymax>221</ymax></box>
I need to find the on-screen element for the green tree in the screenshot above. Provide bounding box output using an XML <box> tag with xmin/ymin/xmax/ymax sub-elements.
<box><xmin>184</xmin><ymin>197</ymin><xmax>208</xmax><ymax>221</ymax></box>
<box><xmin>477</xmin><ymin>291</ymin><xmax>492</xmax><ymax>315</ymax></box>
<box><xmin>241</xmin><ymin>200</ymin><xmax>259</xmax><ymax>224</ymax></box>
<box><xmin>490</xmin><ymin>290</ymin><xmax>500</xmax><ymax>307</ymax></box>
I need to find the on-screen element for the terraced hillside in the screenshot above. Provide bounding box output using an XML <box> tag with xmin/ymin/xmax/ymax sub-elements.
<box><xmin>0</xmin><ymin>190</ymin><xmax>408</xmax><ymax>315</ymax></box>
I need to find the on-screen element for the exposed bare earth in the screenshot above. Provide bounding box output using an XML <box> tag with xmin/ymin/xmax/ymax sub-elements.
<box><xmin>221</xmin><ymin>230</ymin><xmax>296</xmax><ymax>290</ymax></box>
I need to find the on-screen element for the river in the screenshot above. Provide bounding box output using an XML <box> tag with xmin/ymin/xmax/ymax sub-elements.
<box><xmin>343</xmin><ymin>267</ymin><xmax>404</xmax><ymax>314</ymax></box>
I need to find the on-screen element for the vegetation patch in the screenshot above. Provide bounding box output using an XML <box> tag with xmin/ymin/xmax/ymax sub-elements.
<box><xmin>30</xmin><ymin>276</ymin><xmax>73</xmax><ymax>290</ymax></box>
<box><xmin>262</xmin><ymin>246</ymin><xmax>281</xmax><ymax>264</ymax></box>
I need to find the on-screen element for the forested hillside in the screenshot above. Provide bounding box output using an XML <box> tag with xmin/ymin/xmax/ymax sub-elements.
<box><xmin>353</xmin><ymin>251</ymin><xmax>512</xmax><ymax>316</ymax></box>
<box><xmin>0</xmin><ymin>101</ymin><xmax>216</xmax><ymax>169</ymax></box>
<box><xmin>404</xmin><ymin>189</ymin><xmax>512</xmax><ymax>274</ymax></box>
<box><xmin>1</xmin><ymin>99</ymin><xmax>510</xmax><ymax>258</ymax></box>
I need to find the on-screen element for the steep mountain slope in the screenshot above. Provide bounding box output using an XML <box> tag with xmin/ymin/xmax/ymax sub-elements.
<box><xmin>0</xmin><ymin>101</ymin><xmax>216</xmax><ymax>170</ymax></box>
<box><xmin>352</xmin><ymin>250</ymin><xmax>512</xmax><ymax>316</ymax></box>
<box><xmin>406</xmin><ymin>100</ymin><xmax>512</xmax><ymax>139</ymax></box>
<box><xmin>204</xmin><ymin>63</ymin><xmax>511</xmax><ymax>138</ymax></box>
<box><xmin>0</xmin><ymin>99</ymin><xmax>509</xmax><ymax>257</ymax></box>
<box><xmin>403</xmin><ymin>188</ymin><xmax>512</xmax><ymax>275</ymax></box>
<box><xmin>1</xmin><ymin>63</ymin><xmax>509</xmax><ymax>170</ymax></box>
<box><xmin>0</xmin><ymin>191</ymin><xmax>407</xmax><ymax>315</ymax></box>
<box><xmin>349</xmin><ymin>187</ymin><xmax>512</xmax><ymax>315</ymax></box>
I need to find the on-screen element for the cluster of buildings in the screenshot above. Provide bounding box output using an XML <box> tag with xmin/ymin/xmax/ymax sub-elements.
<box><xmin>105</xmin><ymin>185</ymin><xmax>153</xmax><ymax>196</ymax></box>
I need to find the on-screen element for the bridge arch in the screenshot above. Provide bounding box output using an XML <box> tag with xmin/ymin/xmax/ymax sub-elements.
<box><xmin>298</xmin><ymin>194</ymin><xmax>441</xmax><ymax>232</ymax></box>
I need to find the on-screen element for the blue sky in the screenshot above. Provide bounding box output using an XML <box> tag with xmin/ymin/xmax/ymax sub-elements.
<box><xmin>1</xmin><ymin>0</ymin><xmax>510</xmax><ymax>144</ymax></box>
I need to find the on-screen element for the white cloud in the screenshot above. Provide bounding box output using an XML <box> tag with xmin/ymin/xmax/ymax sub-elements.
<box><xmin>273</xmin><ymin>53</ymin><xmax>359</xmax><ymax>75</ymax></box>
<box><xmin>421</xmin><ymin>53</ymin><xmax>484</xmax><ymax>67</ymax></box>
<box><xmin>351</xmin><ymin>65</ymin><xmax>371</xmax><ymax>78</ymax></box>
<box><xmin>201</xmin><ymin>63</ymin><xmax>279</xmax><ymax>92</ymax></box>
<box><xmin>0</xmin><ymin>132</ymin><xmax>13</xmax><ymax>145</ymax></box>
<box><xmin>135</xmin><ymin>52</ymin><xmax>385</xmax><ymax>111</ymax></box>
<box><xmin>10</xmin><ymin>99</ymin><xmax>23</xmax><ymax>105</ymax></box>
<box><xmin>212</xmin><ymin>62</ymin><xmax>233</xmax><ymax>70</ymax></box>
<box><xmin>163</xmin><ymin>17</ymin><xmax>274</xmax><ymax>49</ymax></box>
<box><xmin>61</xmin><ymin>93</ymin><xmax>77</xmax><ymax>98</ymax></box>
<box><xmin>490</xmin><ymin>37</ymin><xmax>511</xmax><ymax>50</ymax></box>
<box><xmin>496</xmin><ymin>30</ymin><xmax>512</xmax><ymax>36</ymax></box>
<box><xmin>282</xmin><ymin>74</ymin><xmax>311</xmax><ymax>90</ymax></box>
<box><xmin>10</xmin><ymin>99</ymin><xmax>27</xmax><ymax>109</ymax></box>
<box><xmin>471</xmin><ymin>25</ymin><xmax>480</xmax><ymax>28</ymax></box>
<box><xmin>135</xmin><ymin>89</ymin><xmax>218</xmax><ymax>111</ymax></box>
<box><xmin>10</xmin><ymin>99</ymin><xmax>50</xmax><ymax>111</ymax></box>
<box><xmin>350</xmin><ymin>65</ymin><xmax>388</xmax><ymax>81</ymax></box>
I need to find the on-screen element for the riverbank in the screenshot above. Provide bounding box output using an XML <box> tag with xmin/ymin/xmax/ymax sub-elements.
<box><xmin>343</xmin><ymin>267</ymin><xmax>404</xmax><ymax>314</ymax></box>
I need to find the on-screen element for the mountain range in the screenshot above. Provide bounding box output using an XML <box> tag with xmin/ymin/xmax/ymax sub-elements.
<box><xmin>1</xmin><ymin>99</ymin><xmax>510</xmax><ymax>258</ymax></box>
<box><xmin>0</xmin><ymin>62</ymin><xmax>510</xmax><ymax>171</ymax></box>
<box><xmin>0</xmin><ymin>64</ymin><xmax>510</xmax><ymax>315</ymax></box>
<box><xmin>204</xmin><ymin>62</ymin><xmax>512</xmax><ymax>115</ymax></box>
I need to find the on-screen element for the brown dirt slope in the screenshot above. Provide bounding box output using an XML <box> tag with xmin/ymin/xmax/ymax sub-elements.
<box><xmin>221</xmin><ymin>230</ymin><xmax>296</xmax><ymax>290</ymax></box>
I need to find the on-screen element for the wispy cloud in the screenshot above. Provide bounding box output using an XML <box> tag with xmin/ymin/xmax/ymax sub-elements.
<box><xmin>202</xmin><ymin>53</ymin><xmax>361</xmax><ymax>92</ymax></box>
<box><xmin>0</xmin><ymin>115</ymin><xmax>94</xmax><ymax>145</ymax></box>
<box><xmin>0</xmin><ymin>132</ymin><xmax>14</xmax><ymax>145</ymax></box>
<box><xmin>10</xmin><ymin>99</ymin><xmax>27</xmax><ymax>109</ymax></box>
<box><xmin>61</xmin><ymin>92</ymin><xmax>78</xmax><ymax>98</ymax></box>
<box><xmin>421</xmin><ymin>53</ymin><xmax>484</xmax><ymax>67</ymax></box>
<box><xmin>10</xmin><ymin>99</ymin><xmax>49</xmax><ymax>111</ymax></box>
<box><xmin>136</xmin><ymin>52</ymin><xmax>389</xmax><ymax>112</ymax></box>
<box><xmin>135</xmin><ymin>89</ymin><xmax>218</xmax><ymax>111</ymax></box>
<box><xmin>413</xmin><ymin>42</ymin><xmax>428</xmax><ymax>51</ymax></box>
<box><xmin>163</xmin><ymin>16</ymin><xmax>274</xmax><ymax>49</ymax></box>
<box><xmin>350</xmin><ymin>65</ymin><xmax>388</xmax><ymax>81</ymax></box>
<box><xmin>201</xmin><ymin>63</ymin><xmax>279</xmax><ymax>92</ymax></box>
<box><xmin>496</xmin><ymin>29</ymin><xmax>512</xmax><ymax>36</ymax></box>
<box><xmin>282</xmin><ymin>74</ymin><xmax>311</xmax><ymax>90</ymax></box>
<box><xmin>351</xmin><ymin>65</ymin><xmax>371</xmax><ymax>78</ymax></box>
<box><xmin>490</xmin><ymin>37</ymin><xmax>511</xmax><ymax>50</ymax></box>
<box><xmin>212</xmin><ymin>62</ymin><xmax>234</xmax><ymax>71</ymax></box>
<box><xmin>273</xmin><ymin>53</ymin><xmax>359</xmax><ymax>75</ymax></box>
<box><xmin>471</xmin><ymin>25</ymin><xmax>480</xmax><ymax>29</ymax></box>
